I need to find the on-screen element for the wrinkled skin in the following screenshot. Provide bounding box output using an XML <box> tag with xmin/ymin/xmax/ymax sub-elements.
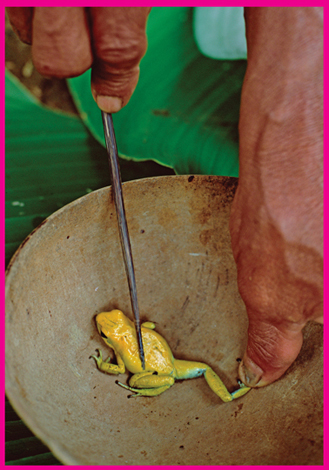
<box><xmin>6</xmin><ymin>7</ymin><xmax>323</xmax><ymax>388</ymax></box>
<box><xmin>232</xmin><ymin>8</ymin><xmax>323</xmax><ymax>387</ymax></box>
<box><xmin>6</xmin><ymin>7</ymin><xmax>151</xmax><ymax>112</ymax></box>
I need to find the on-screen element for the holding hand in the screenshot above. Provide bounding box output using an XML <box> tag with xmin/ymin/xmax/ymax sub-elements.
<box><xmin>6</xmin><ymin>7</ymin><xmax>151</xmax><ymax>113</ymax></box>
<box><xmin>231</xmin><ymin>7</ymin><xmax>323</xmax><ymax>387</ymax></box>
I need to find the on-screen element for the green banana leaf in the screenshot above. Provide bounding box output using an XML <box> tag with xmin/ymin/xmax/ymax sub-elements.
<box><xmin>5</xmin><ymin>70</ymin><xmax>173</xmax><ymax>267</ymax></box>
<box><xmin>68</xmin><ymin>7</ymin><xmax>246</xmax><ymax>176</ymax></box>
<box><xmin>5</xmin><ymin>71</ymin><xmax>105</xmax><ymax>265</ymax></box>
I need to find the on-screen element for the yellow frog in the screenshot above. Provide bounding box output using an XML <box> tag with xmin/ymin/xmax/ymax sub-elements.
<box><xmin>91</xmin><ymin>310</ymin><xmax>250</xmax><ymax>402</ymax></box>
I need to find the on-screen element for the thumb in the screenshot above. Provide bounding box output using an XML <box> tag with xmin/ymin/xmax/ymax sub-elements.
<box><xmin>238</xmin><ymin>317</ymin><xmax>304</xmax><ymax>387</ymax></box>
<box><xmin>89</xmin><ymin>7</ymin><xmax>151</xmax><ymax>113</ymax></box>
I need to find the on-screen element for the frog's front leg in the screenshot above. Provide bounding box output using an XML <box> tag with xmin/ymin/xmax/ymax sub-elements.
<box><xmin>117</xmin><ymin>371</ymin><xmax>175</xmax><ymax>397</ymax></box>
<box><xmin>90</xmin><ymin>348</ymin><xmax>125</xmax><ymax>375</ymax></box>
<box><xmin>174</xmin><ymin>359</ymin><xmax>250</xmax><ymax>402</ymax></box>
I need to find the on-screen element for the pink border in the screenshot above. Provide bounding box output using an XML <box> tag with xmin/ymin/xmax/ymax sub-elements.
<box><xmin>2</xmin><ymin>4</ymin><xmax>325</xmax><ymax>470</ymax></box>
<box><xmin>323</xmin><ymin>4</ymin><xmax>327</xmax><ymax>469</ymax></box>
<box><xmin>1</xmin><ymin>5</ymin><xmax>5</xmax><ymax>470</ymax></box>
<box><xmin>2</xmin><ymin>1</ymin><xmax>326</xmax><ymax>5</ymax></box>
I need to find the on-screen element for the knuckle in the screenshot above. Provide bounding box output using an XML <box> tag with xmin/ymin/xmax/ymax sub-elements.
<box><xmin>248</xmin><ymin>325</ymin><xmax>284</xmax><ymax>369</ymax></box>
<box><xmin>33</xmin><ymin>53</ymin><xmax>91</xmax><ymax>79</ymax></box>
<box><xmin>91</xmin><ymin>66</ymin><xmax>140</xmax><ymax>107</ymax></box>
<box><xmin>32</xmin><ymin>56</ymin><xmax>55</xmax><ymax>77</ymax></box>
<box><xmin>94</xmin><ymin>33</ymin><xmax>147</xmax><ymax>71</ymax></box>
<box><xmin>247</xmin><ymin>320</ymin><xmax>303</xmax><ymax>374</ymax></box>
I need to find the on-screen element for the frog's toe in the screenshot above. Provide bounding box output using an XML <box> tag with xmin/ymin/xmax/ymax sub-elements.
<box><xmin>89</xmin><ymin>349</ymin><xmax>98</xmax><ymax>360</ymax></box>
<box><xmin>116</xmin><ymin>380</ymin><xmax>135</xmax><ymax>390</ymax></box>
<box><xmin>116</xmin><ymin>380</ymin><xmax>128</xmax><ymax>388</ymax></box>
<box><xmin>237</xmin><ymin>379</ymin><xmax>249</xmax><ymax>389</ymax></box>
<box><xmin>116</xmin><ymin>381</ymin><xmax>142</xmax><ymax>397</ymax></box>
<box><xmin>90</xmin><ymin>349</ymin><xmax>103</xmax><ymax>366</ymax></box>
<box><xmin>230</xmin><ymin>380</ymin><xmax>251</xmax><ymax>399</ymax></box>
<box><xmin>116</xmin><ymin>381</ymin><xmax>172</xmax><ymax>397</ymax></box>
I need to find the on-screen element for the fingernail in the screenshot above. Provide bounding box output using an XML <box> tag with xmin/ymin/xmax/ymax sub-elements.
<box><xmin>96</xmin><ymin>95</ymin><xmax>122</xmax><ymax>113</ymax></box>
<box><xmin>238</xmin><ymin>357</ymin><xmax>264</xmax><ymax>387</ymax></box>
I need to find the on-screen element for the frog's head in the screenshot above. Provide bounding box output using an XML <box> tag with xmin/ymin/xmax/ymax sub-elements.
<box><xmin>95</xmin><ymin>310</ymin><xmax>131</xmax><ymax>345</ymax></box>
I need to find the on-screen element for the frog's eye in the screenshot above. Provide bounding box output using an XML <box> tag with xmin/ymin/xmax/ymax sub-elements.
<box><xmin>101</xmin><ymin>331</ymin><xmax>107</xmax><ymax>339</ymax></box>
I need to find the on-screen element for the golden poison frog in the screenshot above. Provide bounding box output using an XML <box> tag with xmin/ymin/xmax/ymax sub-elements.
<box><xmin>91</xmin><ymin>310</ymin><xmax>250</xmax><ymax>401</ymax></box>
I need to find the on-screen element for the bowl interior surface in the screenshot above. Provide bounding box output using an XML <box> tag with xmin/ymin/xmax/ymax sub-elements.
<box><xmin>5</xmin><ymin>175</ymin><xmax>323</xmax><ymax>465</ymax></box>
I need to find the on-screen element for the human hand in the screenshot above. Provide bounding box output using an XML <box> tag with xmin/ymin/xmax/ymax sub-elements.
<box><xmin>230</xmin><ymin>7</ymin><xmax>323</xmax><ymax>387</ymax></box>
<box><xmin>6</xmin><ymin>7</ymin><xmax>151</xmax><ymax>112</ymax></box>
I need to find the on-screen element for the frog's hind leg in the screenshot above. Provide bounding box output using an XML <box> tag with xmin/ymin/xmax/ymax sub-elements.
<box><xmin>175</xmin><ymin>361</ymin><xmax>235</xmax><ymax>402</ymax></box>
<box><xmin>204</xmin><ymin>367</ymin><xmax>250</xmax><ymax>402</ymax></box>
<box><xmin>174</xmin><ymin>359</ymin><xmax>250</xmax><ymax>402</ymax></box>
<box><xmin>203</xmin><ymin>367</ymin><xmax>234</xmax><ymax>402</ymax></box>
<box><xmin>230</xmin><ymin>380</ymin><xmax>251</xmax><ymax>400</ymax></box>
<box><xmin>130</xmin><ymin>371</ymin><xmax>174</xmax><ymax>388</ymax></box>
<box><xmin>116</xmin><ymin>382</ymin><xmax>172</xmax><ymax>397</ymax></box>
<box><xmin>117</xmin><ymin>371</ymin><xmax>175</xmax><ymax>397</ymax></box>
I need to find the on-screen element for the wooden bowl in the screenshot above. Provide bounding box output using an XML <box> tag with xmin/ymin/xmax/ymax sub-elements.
<box><xmin>5</xmin><ymin>175</ymin><xmax>323</xmax><ymax>465</ymax></box>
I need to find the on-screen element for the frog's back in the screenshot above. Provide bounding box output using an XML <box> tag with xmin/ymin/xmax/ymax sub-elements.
<box><xmin>118</xmin><ymin>326</ymin><xmax>175</xmax><ymax>375</ymax></box>
<box><xmin>98</xmin><ymin>310</ymin><xmax>175</xmax><ymax>375</ymax></box>
<box><xmin>118</xmin><ymin>332</ymin><xmax>173</xmax><ymax>375</ymax></box>
<box><xmin>142</xmin><ymin>328</ymin><xmax>175</xmax><ymax>374</ymax></box>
